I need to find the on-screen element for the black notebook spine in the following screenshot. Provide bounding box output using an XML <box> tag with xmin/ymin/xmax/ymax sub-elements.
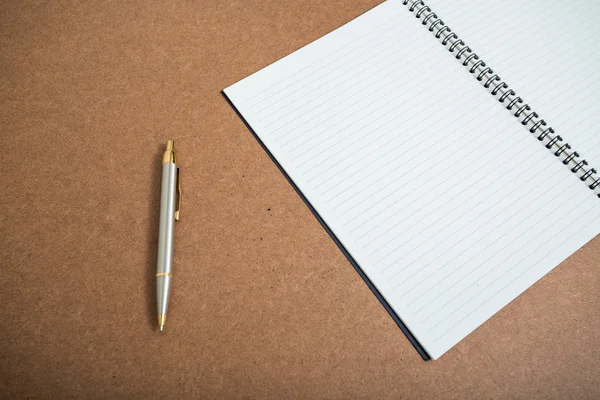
<box><xmin>402</xmin><ymin>0</ymin><xmax>600</xmax><ymax>196</ymax></box>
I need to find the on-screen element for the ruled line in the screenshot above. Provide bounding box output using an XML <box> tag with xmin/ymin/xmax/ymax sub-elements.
<box><xmin>323</xmin><ymin>113</ymin><xmax>496</xmax><ymax>214</ymax></box>
<box><xmin>283</xmin><ymin>58</ymin><xmax>463</xmax><ymax>157</ymax></box>
<box><xmin>431</xmin><ymin>205</ymin><xmax>599</xmax><ymax>341</ymax></box>
<box><xmin>264</xmin><ymin>35</ymin><xmax>437</xmax><ymax>139</ymax></box>
<box><xmin>254</xmin><ymin>25</ymin><xmax>413</xmax><ymax>118</ymax></box>
<box><xmin>350</xmin><ymin>133</ymin><xmax>533</xmax><ymax>242</ymax></box>
<box><xmin>375</xmin><ymin>156</ymin><xmax>554</xmax><ymax>274</ymax></box>
<box><xmin>424</xmin><ymin>194</ymin><xmax>590</xmax><ymax>328</ymax></box>
<box><xmin>244</xmin><ymin>14</ymin><xmax>401</xmax><ymax>106</ymax></box>
<box><xmin>303</xmin><ymin>87</ymin><xmax>495</xmax><ymax>190</ymax></box>
<box><xmin>402</xmin><ymin>173</ymin><xmax>576</xmax><ymax>309</ymax></box>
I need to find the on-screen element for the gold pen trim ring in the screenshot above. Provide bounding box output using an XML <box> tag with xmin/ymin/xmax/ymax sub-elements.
<box><xmin>156</xmin><ymin>272</ymin><xmax>173</xmax><ymax>277</ymax></box>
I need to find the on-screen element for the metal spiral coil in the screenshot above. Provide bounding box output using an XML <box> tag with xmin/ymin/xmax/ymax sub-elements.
<box><xmin>402</xmin><ymin>0</ymin><xmax>600</xmax><ymax>197</ymax></box>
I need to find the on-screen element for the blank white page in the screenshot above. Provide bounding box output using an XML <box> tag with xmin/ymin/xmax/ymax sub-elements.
<box><xmin>224</xmin><ymin>0</ymin><xmax>600</xmax><ymax>359</ymax></box>
<box><xmin>427</xmin><ymin>0</ymin><xmax>600</xmax><ymax>175</ymax></box>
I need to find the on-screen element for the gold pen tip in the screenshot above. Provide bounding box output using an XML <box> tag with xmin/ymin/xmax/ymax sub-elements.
<box><xmin>157</xmin><ymin>314</ymin><xmax>166</xmax><ymax>331</ymax></box>
<box><xmin>166</xmin><ymin>140</ymin><xmax>174</xmax><ymax>152</ymax></box>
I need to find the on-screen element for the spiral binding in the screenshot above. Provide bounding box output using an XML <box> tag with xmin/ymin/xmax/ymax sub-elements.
<box><xmin>402</xmin><ymin>0</ymin><xmax>600</xmax><ymax>197</ymax></box>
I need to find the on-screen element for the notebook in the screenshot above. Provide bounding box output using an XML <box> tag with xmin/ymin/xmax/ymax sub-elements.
<box><xmin>223</xmin><ymin>0</ymin><xmax>600</xmax><ymax>359</ymax></box>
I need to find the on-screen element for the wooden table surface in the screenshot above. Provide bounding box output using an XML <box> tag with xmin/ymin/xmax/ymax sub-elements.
<box><xmin>1</xmin><ymin>1</ymin><xmax>599</xmax><ymax>398</ymax></box>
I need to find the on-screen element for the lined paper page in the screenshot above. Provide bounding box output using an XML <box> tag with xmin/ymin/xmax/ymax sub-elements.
<box><xmin>427</xmin><ymin>0</ymin><xmax>600</xmax><ymax>175</ymax></box>
<box><xmin>224</xmin><ymin>0</ymin><xmax>600</xmax><ymax>359</ymax></box>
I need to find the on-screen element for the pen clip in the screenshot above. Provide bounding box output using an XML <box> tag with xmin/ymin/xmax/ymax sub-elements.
<box><xmin>175</xmin><ymin>166</ymin><xmax>182</xmax><ymax>221</ymax></box>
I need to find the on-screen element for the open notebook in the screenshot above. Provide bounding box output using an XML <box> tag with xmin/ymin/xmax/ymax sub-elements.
<box><xmin>223</xmin><ymin>0</ymin><xmax>600</xmax><ymax>359</ymax></box>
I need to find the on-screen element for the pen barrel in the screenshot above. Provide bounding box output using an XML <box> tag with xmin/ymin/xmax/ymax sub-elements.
<box><xmin>156</xmin><ymin>162</ymin><xmax>177</xmax><ymax>318</ymax></box>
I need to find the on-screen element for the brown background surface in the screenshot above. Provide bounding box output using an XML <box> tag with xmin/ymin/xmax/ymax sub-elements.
<box><xmin>1</xmin><ymin>0</ymin><xmax>599</xmax><ymax>398</ymax></box>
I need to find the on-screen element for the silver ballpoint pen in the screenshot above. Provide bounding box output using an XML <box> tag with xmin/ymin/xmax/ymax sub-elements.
<box><xmin>156</xmin><ymin>140</ymin><xmax>181</xmax><ymax>331</ymax></box>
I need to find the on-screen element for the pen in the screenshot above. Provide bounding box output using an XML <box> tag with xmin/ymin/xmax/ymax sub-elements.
<box><xmin>156</xmin><ymin>140</ymin><xmax>181</xmax><ymax>331</ymax></box>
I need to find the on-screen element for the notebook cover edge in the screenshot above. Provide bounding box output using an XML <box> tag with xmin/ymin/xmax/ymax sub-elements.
<box><xmin>222</xmin><ymin>90</ymin><xmax>431</xmax><ymax>361</ymax></box>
